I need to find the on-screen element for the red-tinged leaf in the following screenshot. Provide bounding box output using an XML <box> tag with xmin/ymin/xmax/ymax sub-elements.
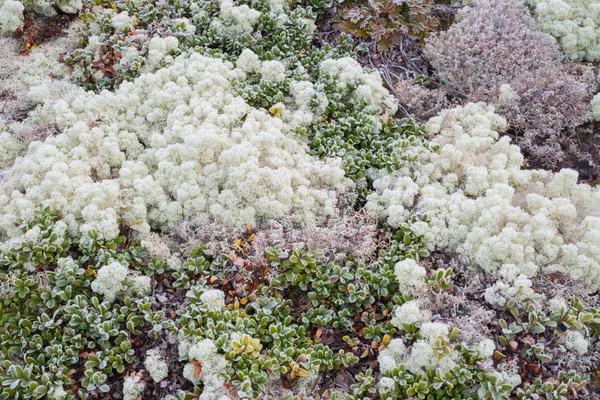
<box><xmin>261</xmin><ymin>267</ymin><xmax>270</xmax><ymax>279</ymax></box>
<box><xmin>296</xmin><ymin>354</ymin><xmax>309</xmax><ymax>363</ymax></box>
<box><xmin>191</xmin><ymin>360</ymin><xmax>202</xmax><ymax>379</ymax></box>
<box><xmin>233</xmin><ymin>259</ymin><xmax>244</xmax><ymax>267</ymax></box>
<box><xmin>545</xmin><ymin>271</ymin><xmax>565</xmax><ymax>284</ymax></box>
<box><xmin>521</xmin><ymin>337</ymin><xmax>535</xmax><ymax>345</ymax></box>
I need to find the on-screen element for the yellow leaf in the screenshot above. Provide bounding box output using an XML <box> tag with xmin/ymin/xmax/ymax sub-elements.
<box><xmin>360</xmin><ymin>348</ymin><xmax>370</xmax><ymax>358</ymax></box>
<box><xmin>269</xmin><ymin>104</ymin><xmax>284</xmax><ymax>118</ymax></box>
<box><xmin>382</xmin><ymin>334</ymin><xmax>391</xmax><ymax>346</ymax></box>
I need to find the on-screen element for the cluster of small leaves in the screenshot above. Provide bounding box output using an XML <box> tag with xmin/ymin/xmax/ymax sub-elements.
<box><xmin>64</xmin><ymin>0</ymin><xmax>322</xmax><ymax>90</ymax></box>
<box><xmin>169</xmin><ymin>276</ymin><xmax>358</xmax><ymax>397</ymax></box>
<box><xmin>0</xmin><ymin>207</ymin><xmax>70</xmax><ymax>272</ymax></box>
<box><xmin>379</xmin><ymin>214</ymin><xmax>431</xmax><ymax>262</ymax></box>
<box><xmin>64</xmin><ymin>4</ymin><xmax>161</xmax><ymax>91</ymax></box>
<box><xmin>515</xmin><ymin>371</ymin><xmax>588</xmax><ymax>400</ymax></box>
<box><xmin>171</xmin><ymin>246</ymin><xmax>233</xmax><ymax>291</ymax></box>
<box><xmin>0</xmin><ymin>208</ymin><xmax>162</xmax><ymax>399</ymax></box>
<box><xmin>497</xmin><ymin>296</ymin><xmax>600</xmax><ymax>349</ymax></box>
<box><xmin>264</xmin><ymin>246</ymin><xmax>400</xmax><ymax>329</ymax></box>
<box><xmin>234</xmin><ymin>30</ymin><xmax>436</xmax><ymax>183</ymax></box>
<box><xmin>349</xmin><ymin>333</ymin><xmax>504</xmax><ymax>400</ymax></box>
<box><xmin>235</xmin><ymin>35</ymin><xmax>357</xmax><ymax>111</ymax></box>
<box><xmin>285</xmin><ymin>220</ymin><xmax>436</xmax><ymax>346</ymax></box>
<box><xmin>492</xmin><ymin>295</ymin><xmax>598</xmax><ymax>395</ymax></box>
<box><xmin>333</xmin><ymin>0</ymin><xmax>441</xmax><ymax>49</ymax></box>
<box><xmin>427</xmin><ymin>266</ymin><xmax>452</xmax><ymax>292</ymax></box>
<box><xmin>297</xmin><ymin>103</ymin><xmax>434</xmax><ymax>182</ymax></box>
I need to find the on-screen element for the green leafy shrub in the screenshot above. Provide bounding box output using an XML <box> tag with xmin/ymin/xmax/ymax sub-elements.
<box><xmin>64</xmin><ymin>0</ymin><xmax>322</xmax><ymax>91</ymax></box>
<box><xmin>0</xmin><ymin>208</ymin><xmax>162</xmax><ymax>399</ymax></box>
<box><xmin>165</xmin><ymin>221</ymin><xmax>439</xmax><ymax>398</ymax></box>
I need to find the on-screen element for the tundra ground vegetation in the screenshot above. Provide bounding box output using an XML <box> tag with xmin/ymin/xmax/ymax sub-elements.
<box><xmin>1</xmin><ymin>0</ymin><xmax>600</xmax><ymax>398</ymax></box>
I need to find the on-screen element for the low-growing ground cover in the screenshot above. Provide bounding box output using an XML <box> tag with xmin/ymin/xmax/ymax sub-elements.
<box><xmin>1</xmin><ymin>0</ymin><xmax>600</xmax><ymax>398</ymax></box>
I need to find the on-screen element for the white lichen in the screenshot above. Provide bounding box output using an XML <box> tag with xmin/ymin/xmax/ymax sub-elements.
<box><xmin>144</xmin><ymin>348</ymin><xmax>169</xmax><ymax>382</ymax></box>
<box><xmin>564</xmin><ymin>330</ymin><xmax>588</xmax><ymax>354</ymax></box>
<box><xmin>391</xmin><ymin>300</ymin><xmax>431</xmax><ymax>329</ymax></box>
<box><xmin>123</xmin><ymin>374</ymin><xmax>145</xmax><ymax>400</ymax></box>
<box><xmin>199</xmin><ymin>289</ymin><xmax>226</xmax><ymax>312</ymax></box>
<box><xmin>90</xmin><ymin>260</ymin><xmax>151</xmax><ymax>302</ymax></box>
